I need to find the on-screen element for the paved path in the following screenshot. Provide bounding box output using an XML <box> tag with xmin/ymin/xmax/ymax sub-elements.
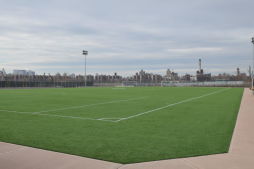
<box><xmin>0</xmin><ymin>142</ymin><xmax>121</xmax><ymax>169</ymax></box>
<box><xmin>0</xmin><ymin>88</ymin><xmax>253</xmax><ymax>169</ymax></box>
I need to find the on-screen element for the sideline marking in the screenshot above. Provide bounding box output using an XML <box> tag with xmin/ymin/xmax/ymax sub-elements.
<box><xmin>33</xmin><ymin>97</ymin><xmax>146</xmax><ymax>114</ymax></box>
<box><xmin>115</xmin><ymin>88</ymin><xmax>230</xmax><ymax>122</ymax></box>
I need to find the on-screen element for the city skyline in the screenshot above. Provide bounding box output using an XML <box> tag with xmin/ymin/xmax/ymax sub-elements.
<box><xmin>0</xmin><ymin>65</ymin><xmax>249</xmax><ymax>79</ymax></box>
<box><xmin>0</xmin><ymin>0</ymin><xmax>254</xmax><ymax>76</ymax></box>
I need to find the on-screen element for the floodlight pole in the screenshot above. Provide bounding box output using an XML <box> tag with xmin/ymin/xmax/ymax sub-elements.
<box><xmin>82</xmin><ymin>50</ymin><xmax>88</xmax><ymax>87</ymax></box>
<box><xmin>251</xmin><ymin>37</ymin><xmax>254</xmax><ymax>90</ymax></box>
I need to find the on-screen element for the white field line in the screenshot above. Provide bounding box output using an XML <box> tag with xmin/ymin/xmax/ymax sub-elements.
<box><xmin>0</xmin><ymin>109</ymin><xmax>116</xmax><ymax>122</ymax></box>
<box><xmin>0</xmin><ymin>109</ymin><xmax>31</xmax><ymax>114</ymax></box>
<box><xmin>38</xmin><ymin>113</ymin><xmax>114</xmax><ymax>122</ymax></box>
<box><xmin>97</xmin><ymin>117</ymin><xmax>122</xmax><ymax>120</ymax></box>
<box><xmin>0</xmin><ymin>97</ymin><xmax>146</xmax><ymax>123</ymax></box>
<box><xmin>33</xmin><ymin>97</ymin><xmax>146</xmax><ymax>114</ymax></box>
<box><xmin>115</xmin><ymin>88</ymin><xmax>231</xmax><ymax>122</ymax></box>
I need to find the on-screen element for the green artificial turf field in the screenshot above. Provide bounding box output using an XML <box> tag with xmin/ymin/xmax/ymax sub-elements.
<box><xmin>0</xmin><ymin>87</ymin><xmax>243</xmax><ymax>164</ymax></box>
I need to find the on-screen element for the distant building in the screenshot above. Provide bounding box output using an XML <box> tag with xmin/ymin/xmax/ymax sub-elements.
<box><xmin>165</xmin><ymin>69</ymin><xmax>179</xmax><ymax>81</ymax></box>
<box><xmin>0</xmin><ymin>68</ymin><xmax>6</xmax><ymax>80</ymax></box>
<box><xmin>182</xmin><ymin>74</ymin><xmax>191</xmax><ymax>81</ymax></box>
<box><xmin>131</xmin><ymin>69</ymin><xmax>163</xmax><ymax>83</ymax></box>
<box><xmin>213</xmin><ymin>69</ymin><xmax>249</xmax><ymax>81</ymax></box>
<box><xmin>196</xmin><ymin>59</ymin><xmax>211</xmax><ymax>81</ymax></box>
<box><xmin>69</xmin><ymin>73</ymin><xmax>76</xmax><ymax>78</ymax></box>
<box><xmin>1</xmin><ymin>68</ymin><xmax>6</xmax><ymax>76</ymax></box>
<box><xmin>13</xmin><ymin>70</ymin><xmax>26</xmax><ymax>75</ymax></box>
<box><xmin>235</xmin><ymin>68</ymin><xmax>248</xmax><ymax>81</ymax></box>
<box><xmin>13</xmin><ymin>70</ymin><xmax>35</xmax><ymax>76</ymax></box>
<box><xmin>237</xmin><ymin>67</ymin><xmax>240</xmax><ymax>76</ymax></box>
<box><xmin>27</xmin><ymin>70</ymin><xmax>35</xmax><ymax>76</ymax></box>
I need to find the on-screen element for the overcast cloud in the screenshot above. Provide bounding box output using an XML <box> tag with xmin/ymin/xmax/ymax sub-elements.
<box><xmin>0</xmin><ymin>0</ymin><xmax>253</xmax><ymax>76</ymax></box>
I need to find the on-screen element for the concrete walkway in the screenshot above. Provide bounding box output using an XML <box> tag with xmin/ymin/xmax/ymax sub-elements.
<box><xmin>0</xmin><ymin>88</ymin><xmax>253</xmax><ymax>169</ymax></box>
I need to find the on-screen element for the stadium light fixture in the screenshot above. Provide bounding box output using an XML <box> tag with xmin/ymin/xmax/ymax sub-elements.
<box><xmin>82</xmin><ymin>50</ymin><xmax>88</xmax><ymax>87</ymax></box>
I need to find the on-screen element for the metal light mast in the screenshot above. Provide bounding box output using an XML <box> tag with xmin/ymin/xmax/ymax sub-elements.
<box><xmin>251</xmin><ymin>37</ymin><xmax>254</xmax><ymax>90</ymax></box>
<box><xmin>82</xmin><ymin>50</ymin><xmax>88</xmax><ymax>87</ymax></box>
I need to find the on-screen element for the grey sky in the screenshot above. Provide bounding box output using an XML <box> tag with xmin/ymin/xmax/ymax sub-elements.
<box><xmin>0</xmin><ymin>0</ymin><xmax>253</xmax><ymax>76</ymax></box>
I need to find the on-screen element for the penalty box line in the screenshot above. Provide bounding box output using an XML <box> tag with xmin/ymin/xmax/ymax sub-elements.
<box><xmin>115</xmin><ymin>88</ymin><xmax>231</xmax><ymax>122</ymax></box>
<box><xmin>33</xmin><ymin>97</ymin><xmax>147</xmax><ymax>114</ymax></box>
<box><xmin>0</xmin><ymin>109</ymin><xmax>118</xmax><ymax>122</ymax></box>
<box><xmin>0</xmin><ymin>97</ymin><xmax>147</xmax><ymax>123</ymax></box>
